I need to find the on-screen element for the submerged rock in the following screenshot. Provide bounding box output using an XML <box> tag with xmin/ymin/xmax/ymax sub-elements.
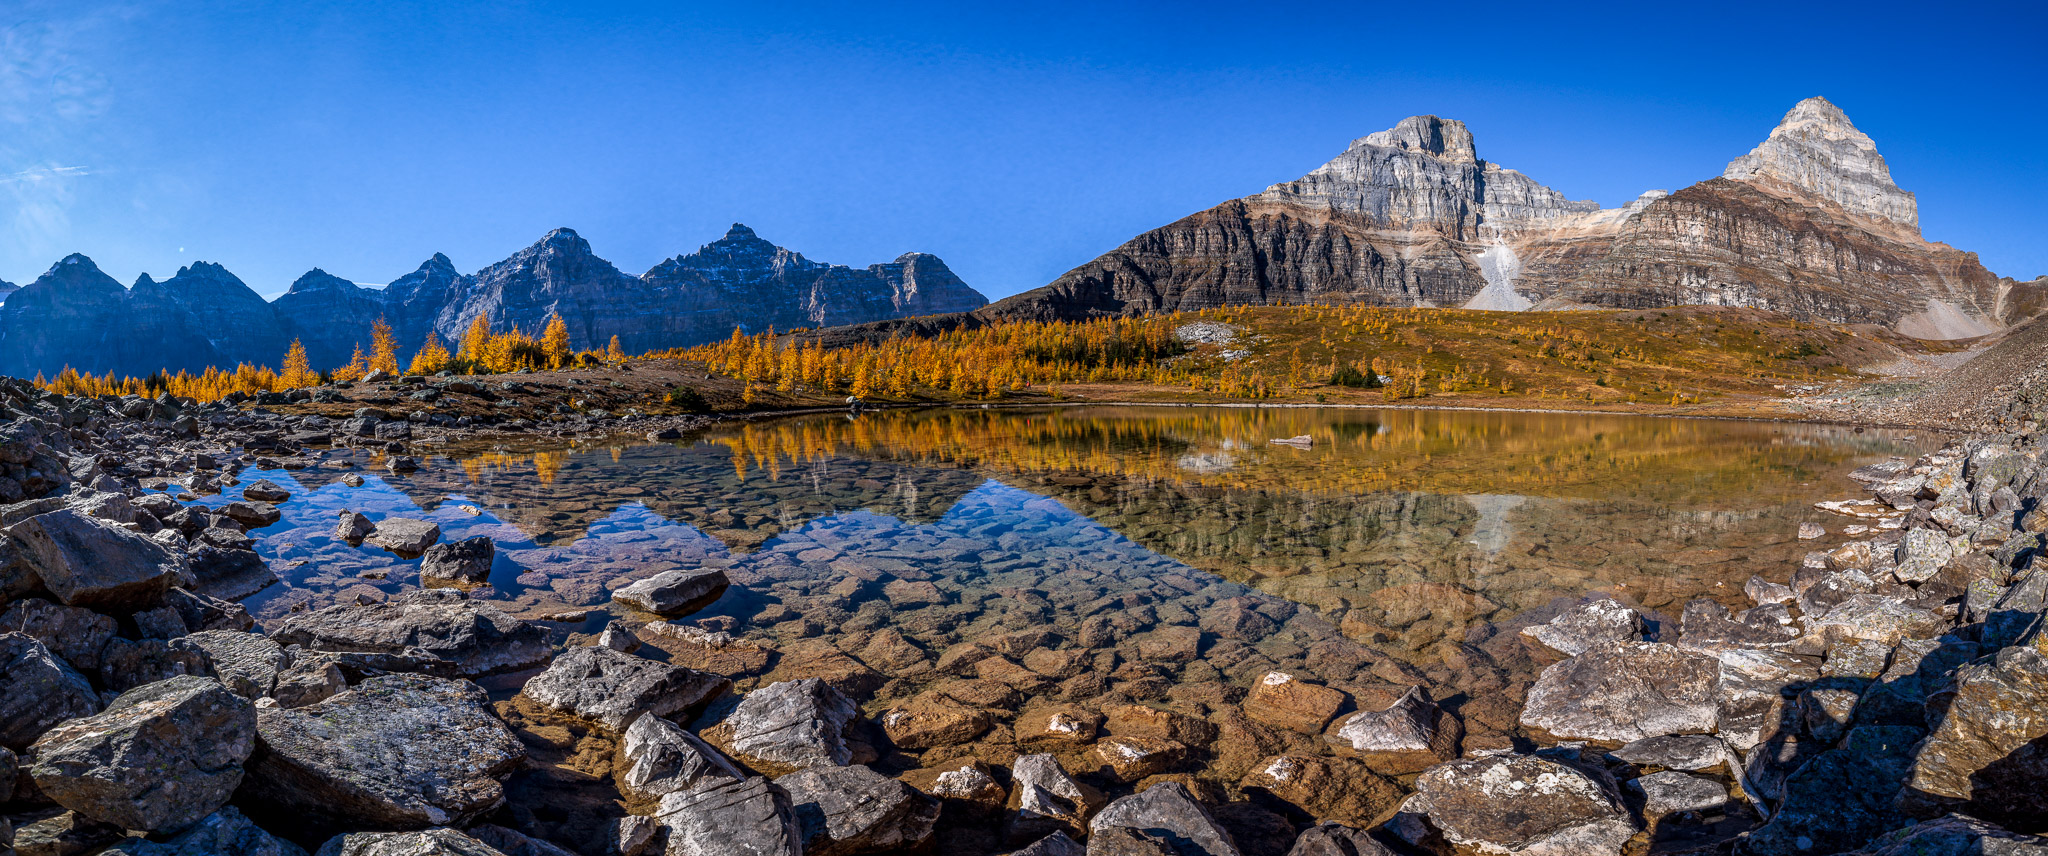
<box><xmin>29</xmin><ymin>675</ymin><xmax>255</xmax><ymax>833</ymax></box>
<box><xmin>244</xmin><ymin>673</ymin><xmax>526</xmax><ymax>834</ymax></box>
<box><xmin>1239</xmin><ymin>754</ymin><xmax>1404</xmax><ymax>829</ymax></box>
<box><xmin>1244</xmin><ymin>671</ymin><xmax>1346</xmax><ymax>734</ymax></box>
<box><xmin>519</xmin><ymin>645</ymin><xmax>728</xmax><ymax>731</ymax></box>
<box><xmin>270</xmin><ymin>589</ymin><xmax>549</xmax><ymax>679</ymax></box>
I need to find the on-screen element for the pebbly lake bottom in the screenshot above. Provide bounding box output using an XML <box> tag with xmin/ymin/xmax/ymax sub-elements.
<box><xmin>170</xmin><ymin>405</ymin><xmax>1934</xmax><ymax>845</ymax></box>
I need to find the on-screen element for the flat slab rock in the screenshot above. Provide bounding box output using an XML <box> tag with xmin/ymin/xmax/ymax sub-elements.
<box><xmin>519</xmin><ymin>645</ymin><xmax>729</xmax><ymax>731</ymax></box>
<box><xmin>244</xmin><ymin>673</ymin><xmax>526</xmax><ymax>835</ymax></box>
<box><xmin>612</xmin><ymin>567</ymin><xmax>729</xmax><ymax>616</ymax></box>
<box><xmin>312</xmin><ymin>829</ymin><xmax>507</xmax><ymax>856</ymax></box>
<box><xmin>365</xmin><ymin>517</ymin><xmax>441</xmax><ymax>555</ymax></box>
<box><xmin>1408</xmin><ymin>754</ymin><xmax>1637</xmax><ymax>856</ymax></box>
<box><xmin>1518</xmin><ymin>642</ymin><xmax>1721</xmax><ymax>743</ymax></box>
<box><xmin>30</xmin><ymin>675</ymin><xmax>256</xmax><ymax>833</ymax></box>
<box><xmin>269</xmin><ymin>588</ymin><xmax>550</xmax><ymax>678</ymax></box>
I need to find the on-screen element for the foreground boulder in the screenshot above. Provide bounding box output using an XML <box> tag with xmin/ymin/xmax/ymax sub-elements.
<box><xmin>0</xmin><ymin>631</ymin><xmax>101</xmax><ymax>749</ymax></box>
<box><xmin>612</xmin><ymin>568</ymin><xmax>729</xmax><ymax>616</ymax></box>
<box><xmin>1005</xmin><ymin>753</ymin><xmax>1103</xmax><ymax>843</ymax></box>
<box><xmin>1518</xmin><ymin>642</ymin><xmax>1720</xmax><ymax>743</ymax></box>
<box><xmin>1736</xmin><ymin>726</ymin><xmax>1919</xmax><ymax>856</ymax></box>
<box><xmin>520</xmin><ymin>645</ymin><xmax>729</xmax><ymax>731</ymax></box>
<box><xmin>312</xmin><ymin>829</ymin><xmax>506</xmax><ymax>856</ymax></box>
<box><xmin>1904</xmin><ymin>645</ymin><xmax>2048</xmax><ymax>828</ymax></box>
<box><xmin>1324</xmin><ymin>686</ymin><xmax>1460</xmax><ymax>773</ymax></box>
<box><xmin>1519</xmin><ymin>597</ymin><xmax>1645</xmax><ymax>656</ymax></box>
<box><xmin>1088</xmin><ymin>781</ymin><xmax>1240</xmax><ymax>856</ymax></box>
<box><xmin>270</xmin><ymin>589</ymin><xmax>549</xmax><ymax>678</ymax></box>
<box><xmin>173</xmin><ymin>630</ymin><xmax>288</xmax><ymax>699</ymax></box>
<box><xmin>0</xmin><ymin>597</ymin><xmax>117</xmax><ymax>671</ymax></box>
<box><xmin>30</xmin><ymin>675</ymin><xmax>255</xmax><ymax>832</ymax></box>
<box><xmin>1406</xmin><ymin>754</ymin><xmax>1636</xmax><ymax>856</ymax></box>
<box><xmin>617</xmin><ymin>713</ymin><xmax>743</xmax><ymax>804</ymax></box>
<box><xmin>244</xmin><ymin>673</ymin><xmax>526</xmax><ymax>834</ymax></box>
<box><xmin>654</xmin><ymin>775</ymin><xmax>803</xmax><ymax>856</ymax></box>
<box><xmin>1284</xmin><ymin>823</ymin><xmax>1397</xmax><ymax>856</ymax></box>
<box><xmin>99</xmin><ymin>806</ymin><xmax>306</xmax><ymax>856</ymax></box>
<box><xmin>1842</xmin><ymin>814</ymin><xmax>2048</xmax><ymax>855</ymax></box>
<box><xmin>708</xmin><ymin>678</ymin><xmax>858</xmax><ymax>774</ymax></box>
<box><xmin>778</xmin><ymin>764</ymin><xmax>940</xmax><ymax>855</ymax></box>
<box><xmin>419</xmin><ymin>537</ymin><xmax>495</xmax><ymax>586</ymax></box>
<box><xmin>11</xmin><ymin>508</ymin><xmax>186</xmax><ymax>612</ymax></box>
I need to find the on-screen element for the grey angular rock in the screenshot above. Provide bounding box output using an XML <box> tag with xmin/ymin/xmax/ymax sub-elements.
<box><xmin>1607</xmin><ymin>735</ymin><xmax>1727</xmax><ymax>772</ymax></box>
<box><xmin>1518</xmin><ymin>642</ymin><xmax>1720</xmax><ymax>742</ymax></box>
<box><xmin>0</xmin><ymin>631</ymin><xmax>101</xmax><ymax>750</ymax></box>
<box><xmin>99</xmin><ymin>806</ymin><xmax>307</xmax><ymax>856</ymax></box>
<box><xmin>220</xmin><ymin>502</ymin><xmax>281</xmax><ymax>529</ymax></box>
<box><xmin>311</xmin><ymin>829</ymin><xmax>508</xmax><ymax>856</ymax></box>
<box><xmin>29</xmin><ymin>675</ymin><xmax>256</xmax><ymax>832</ymax></box>
<box><xmin>1905</xmin><ymin>644</ymin><xmax>2048</xmax><ymax>828</ymax></box>
<box><xmin>520</xmin><ymin>645</ymin><xmax>728</xmax><ymax>732</ymax></box>
<box><xmin>335</xmin><ymin>511</ymin><xmax>373</xmax><ymax>544</ymax></box>
<box><xmin>1088</xmin><ymin>781</ymin><xmax>1239</xmax><ymax>856</ymax></box>
<box><xmin>1282</xmin><ymin>824</ymin><xmax>1397</xmax><ymax>856</ymax></box>
<box><xmin>612</xmin><ymin>568</ymin><xmax>729</xmax><ymax>617</ymax></box>
<box><xmin>465</xmin><ymin>826</ymin><xmax>578</xmax><ymax>856</ymax></box>
<box><xmin>1006</xmin><ymin>753</ymin><xmax>1103</xmax><ymax>842</ymax></box>
<box><xmin>1007</xmin><ymin>831</ymin><xmax>1086</xmax><ymax>856</ymax></box>
<box><xmin>1518</xmin><ymin>597</ymin><xmax>1643</xmax><ymax>656</ymax></box>
<box><xmin>188</xmin><ymin>546</ymin><xmax>280</xmax><ymax>602</ymax></box>
<box><xmin>365</xmin><ymin>518</ymin><xmax>439</xmax><ymax>555</ymax></box>
<box><xmin>244</xmin><ymin>673</ymin><xmax>525</xmax><ymax>834</ymax></box>
<box><xmin>8</xmin><ymin>810</ymin><xmax>125</xmax><ymax>856</ymax></box>
<box><xmin>0</xmin><ymin>597</ymin><xmax>116</xmax><ymax>671</ymax></box>
<box><xmin>1735</xmin><ymin>726</ymin><xmax>1920</xmax><ymax>856</ymax></box>
<box><xmin>1408</xmin><ymin>754</ymin><xmax>1636</xmax><ymax>856</ymax></box>
<box><xmin>10</xmin><ymin>508</ymin><xmax>186</xmax><ymax>612</ymax></box>
<box><xmin>270</xmin><ymin>588</ymin><xmax>549</xmax><ymax>678</ymax></box>
<box><xmin>242</xmin><ymin>480</ymin><xmax>291</xmax><ymax>503</ymax></box>
<box><xmin>778</xmin><ymin>764</ymin><xmax>940</xmax><ymax>856</ymax></box>
<box><xmin>418</xmin><ymin>537</ymin><xmax>493</xmax><ymax>586</ymax></box>
<box><xmin>1894</xmin><ymin>528</ymin><xmax>1969</xmax><ymax>583</ymax></box>
<box><xmin>1842</xmin><ymin>814</ymin><xmax>2048</xmax><ymax>855</ymax></box>
<box><xmin>172</xmin><ymin>630</ymin><xmax>286</xmax><ymax>699</ymax></box>
<box><xmin>1807</xmin><ymin>593</ymin><xmax>1945</xmax><ymax>646</ymax></box>
<box><xmin>98</xmin><ymin>636</ymin><xmax>214</xmax><ymax>692</ymax></box>
<box><xmin>653</xmin><ymin>775</ymin><xmax>803</xmax><ymax>856</ymax></box>
<box><xmin>1625</xmin><ymin>771</ymin><xmax>1726</xmax><ymax>818</ymax></box>
<box><xmin>1324</xmin><ymin>685</ymin><xmax>1459</xmax><ymax>773</ymax></box>
<box><xmin>269</xmin><ymin>656</ymin><xmax>347</xmax><ymax>708</ymax></box>
<box><xmin>617</xmin><ymin>713</ymin><xmax>743</xmax><ymax>803</ymax></box>
<box><xmin>712</xmin><ymin>678</ymin><xmax>858</xmax><ymax>774</ymax></box>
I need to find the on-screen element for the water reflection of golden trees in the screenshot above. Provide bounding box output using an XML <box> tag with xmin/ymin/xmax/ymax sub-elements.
<box><xmin>460</xmin><ymin>450</ymin><xmax>568</xmax><ymax>486</ymax></box>
<box><xmin>700</xmin><ymin>407</ymin><xmax>1919</xmax><ymax>507</ymax></box>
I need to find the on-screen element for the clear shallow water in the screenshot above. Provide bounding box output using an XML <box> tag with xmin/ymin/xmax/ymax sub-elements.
<box><xmin>179</xmin><ymin>406</ymin><xmax>1935</xmax><ymax>752</ymax></box>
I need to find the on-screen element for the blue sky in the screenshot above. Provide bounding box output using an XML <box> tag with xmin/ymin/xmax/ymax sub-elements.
<box><xmin>3</xmin><ymin>1</ymin><xmax>2044</xmax><ymax>298</ymax></box>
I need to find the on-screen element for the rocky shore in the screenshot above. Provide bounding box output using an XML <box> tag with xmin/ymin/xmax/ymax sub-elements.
<box><xmin>0</xmin><ymin>375</ymin><xmax>2045</xmax><ymax>856</ymax></box>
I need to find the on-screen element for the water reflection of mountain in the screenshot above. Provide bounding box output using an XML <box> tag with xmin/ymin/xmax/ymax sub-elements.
<box><xmin>359</xmin><ymin>442</ymin><xmax>987</xmax><ymax>550</ymax></box>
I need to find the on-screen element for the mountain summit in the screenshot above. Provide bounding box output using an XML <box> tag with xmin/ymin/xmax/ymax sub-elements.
<box><xmin>1722</xmin><ymin>96</ymin><xmax>1918</xmax><ymax>232</ymax></box>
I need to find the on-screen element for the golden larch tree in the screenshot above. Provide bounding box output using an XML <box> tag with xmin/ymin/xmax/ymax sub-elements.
<box><xmin>369</xmin><ymin>317</ymin><xmax>400</xmax><ymax>375</ymax></box>
<box><xmin>606</xmin><ymin>335</ymin><xmax>625</xmax><ymax>366</ymax></box>
<box><xmin>409</xmin><ymin>331</ymin><xmax>451</xmax><ymax>375</ymax></box>
<box><xmin>459</xmin><ymin>312</ymin><xmax>492</xmax><ymax>366</ymax></box>
<box><xmin>281</xmin><ymin>339</ymin><xmax>315</xmax><ymax>387</ymax></box>
<box><xmin>541</xmin><ymin>314</ymin><xmax>571</xmax><ymax>369</ymax></box>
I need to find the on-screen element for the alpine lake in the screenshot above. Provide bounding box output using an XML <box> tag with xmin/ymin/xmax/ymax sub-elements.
<box><xmin>175</xmin><ymin>405</ymin><xmax>1934</xmax><ymax>829</ymax></box>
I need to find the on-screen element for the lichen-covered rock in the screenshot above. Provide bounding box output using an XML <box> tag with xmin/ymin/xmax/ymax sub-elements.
<box><xmin>0</xmin><ymin>631</ymin><xmax>100</xmax><ymax>750</ymax></box>
<box><xmin>1518</xmin><ymin>642</ymin><xmax>1720</xmax><ymax>743</ymax></box>
<box><xmin>654</xmin><ymin>776</ymin><xmax>803</xmax><ymax>856</ymax></box>
<box><xmin>418</xmin><ymin>537</ymin><xmax>493</xmax><ymax>586</ymax></box>
<box><xmin>519</xmin><ymin>645</ymin><xmax>728</xmax><ymax>732</ymax></box>
<box><xmin>612</xmin><ymin>568</ymin><xmax>729</xmax><ymax>617</ymax></box>
<box><xmin>1606</xmin><ymin>735</ymin><xmax>1727</xmax><ymax>772</ymax></box>
<box><xmin>1089</xmin><ymin>781</ymin><xmax>1240</xmax><ymax>856</ymax></box>
<box><xmin>1841</xmin><ymin>814</ymin><xmax>2048</xmax><ymax>855</ymax></box>
<box><xmin>616</xmin><ymin>711</ymin><xmax>743</xmax><ymax>804</ymax></box>
<box><xmin>1807</xmin><ymin>593</ymin><xmax>1946</xmax><ymax>646</ymax></box>
<box><xmin>98</xmin><ymin>806</ymin><xmax>306</xmax><ymax>856</ymax></box>
<box><xmin>98</xmin><ymin>636</ymin><xmax>215</xmax><ymax>692</ymax></box>
<box><xmin>1283</xmin><ymin>824</ymin><xmax>1397</xmax><ymax>856</ymax></box>
<box><xmin>242</xmin><ymin>481</ymin><xmax>291</xmax><ymax>503</ymax></box>
<box><xmin>244</xmin><ymin>673</ymin><xmax>525</xmax><ymax>835</ymax></box>
<box><xmin>171</xmin><ymin>630</ymin><xmax>286</xmax><ymax>699</ymax></box>
<box><xmin>1519</xmin><ymin>597</ymin><xmax>1644</xmax><ymax>656</ymax></box>
<box><xmin>270</xmin><ymin>589</ymin><xmax>549</xmax><ymax>678</ymax></box>
<box><xmin>1626</xmin><ymin>771</ymin><xmax>1726</xmax><ymax>818</ymax></box>
<box><xmin>1904</xmin><ymin>645</ymin><xmax>2048</xmax><ymax>828</ymax></box>
<box><xmin>364</xmin><ymin>518</ymin><xmax>440</xmax><ymax>555</ymax></box>
<box><xmin>29</xmin><ymin>675</ymin><xmax>256</xmax><ymax>833</ymax></box>
<box><xmin>10</xmin><ymin>508</ymin><xmax>186</xmax><ymax>612</ymax></box>
<box><xmin>778</xmin><ymin>764</ymin><xmax>939</xmax><ymax>856</ymax></box>
<box><xmin>1408</xmin><ymin>754</ymin><xmax>1636</xmax><ymax>856</ymax></box>
<box><xmin>311</xmin><ymin>829</ymin><xmax>507</xmax><ymax>856</ymax></box>
<box><xmin>708</xmin><ymin>678</ymin><xmax>858</xmax><ymax>775</ymax></box>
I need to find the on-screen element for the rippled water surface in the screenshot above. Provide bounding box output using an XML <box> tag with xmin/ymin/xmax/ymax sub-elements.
<box><xmin>185</xmin><ymin>406</ymin><xmax>1935</xmax><ymax>751</ymax></box>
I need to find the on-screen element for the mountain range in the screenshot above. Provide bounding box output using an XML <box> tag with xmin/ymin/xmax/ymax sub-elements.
<box><xmin>823</xmin><ymin>97</ymin><xmax>2045</xmax><ymax>345</ymax></box>
<box><xmin>0</xmin><ymin>225</ymin><xmax>987</xmax><ymax>378</ymax></box>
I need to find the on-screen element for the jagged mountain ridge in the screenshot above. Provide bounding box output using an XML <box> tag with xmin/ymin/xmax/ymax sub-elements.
<box><xmin>959</xmin><ymin>97</ymin><xmax>2036</xmax><ymax>339</ymax></box>
<box><xmin>0</xmin><ymin>225</ymin><xmax>986</xmax><ymax>378</ymax></box>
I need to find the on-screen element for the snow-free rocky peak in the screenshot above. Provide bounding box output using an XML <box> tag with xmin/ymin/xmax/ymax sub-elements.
<box><xmin>1722</xmin><ymin>96</ymin><xmax>1919</xmax><ymax>232</ymax></box>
